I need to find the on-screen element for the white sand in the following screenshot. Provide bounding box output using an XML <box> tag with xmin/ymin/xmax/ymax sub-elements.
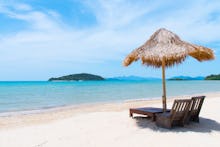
<box><xmin>0</xmin><ymin>92</ymin><xmax>220</xmax><ymax>147</ymax></box>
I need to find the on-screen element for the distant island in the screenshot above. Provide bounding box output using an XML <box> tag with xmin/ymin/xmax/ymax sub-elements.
<box><xmin>205</xmin><ymin>74</ymin><xmax>220</xmax><ymax>80</ymax></box>
<box><xmin>107</xmin><ymin>76</ymin><xmax>160</xmax><ymax>81</ymax></box>
<box><xmin>169</xmin><ymin>74</ymin><xmax>220</xmax><ymax>80</ymax></box>
<box><xmin>48</xmin><ymin>73</ymin><xmax>220</xmax><ymax>81</ymax></box>
<box><xmin>168</xmin><ymin>76</ymin><xmax>204</xmax><ymax>80</ymax></box>
<box><xmin>49</xmin><ymin>73</ymin><xmax>105</xmax><ymax>81</ymax></box>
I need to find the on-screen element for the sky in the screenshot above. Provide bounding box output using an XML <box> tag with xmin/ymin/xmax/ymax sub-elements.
<box><xmin>0</xmin><ymin>0</ymin><xmax>220</xmax><ymax>80</ymax></box>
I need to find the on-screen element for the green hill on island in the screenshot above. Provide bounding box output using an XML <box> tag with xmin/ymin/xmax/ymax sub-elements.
<box><xmin>205</xmin><ymin>74</ymin><xmax>220</xmax><ymax>80</ymax></box>
<box><xmin>49</xmin><ymin>73</ymin><xmax>105</xmax><ymax>81</ymax></box>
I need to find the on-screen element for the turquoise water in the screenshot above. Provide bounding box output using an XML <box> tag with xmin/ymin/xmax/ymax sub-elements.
<box><xmin>0</xmin><ymin>80</ymin><xmax>220</xmax><ymax>112</ymax></box>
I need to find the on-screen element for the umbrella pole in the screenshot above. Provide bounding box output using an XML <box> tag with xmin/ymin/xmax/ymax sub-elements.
<box><xmin>162</xmin><ymin>57</ymin><xmax>167</xmax><ymax>112</ymax></box>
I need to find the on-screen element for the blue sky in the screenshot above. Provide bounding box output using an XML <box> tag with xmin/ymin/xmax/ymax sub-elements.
<box><xmin>0</xmin><ymin>0</ymin><xmax>220</xmax><ymax>80</ymax></box>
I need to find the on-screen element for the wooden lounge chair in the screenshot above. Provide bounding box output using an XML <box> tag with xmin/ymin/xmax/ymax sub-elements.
<box><xmin>156</xmin><ymin>99</ymin><xmax>192</xmax><ymax>129</ymax></box>
<box><xmin>188</xmin><ymin>96</ymin><xmax>205</xmax><ymax>123</ymax></box>
<box><xmin>129</xmin><ymin>107</ymin><xmax>165</xmax><ymax>121</ymax></box>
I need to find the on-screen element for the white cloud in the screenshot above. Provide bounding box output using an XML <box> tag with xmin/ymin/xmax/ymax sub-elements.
<box><xmin>0</xmin><ymin>0</ymin><xmax>220</xmax><ymax>76</ymax></box>
<box><xmin>1</xmin><ymin>4</ymin><xmax>60</xmax><ymax>30</ymax></box>
<box><xmin>13</xmin><ymin>3</ymin><xmax>32</xmax><ymax>11</ymax></box>
<box><xmin>82</xmin><ymin>0</ymin><xmax>159</xmax><ymax>28</ymax></box>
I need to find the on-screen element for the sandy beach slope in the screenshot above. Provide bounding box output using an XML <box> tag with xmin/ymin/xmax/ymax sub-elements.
<box><xmin>0</xmin><ymin>92</ymin><xmax>220</xmax><ymax>147</ymax></box>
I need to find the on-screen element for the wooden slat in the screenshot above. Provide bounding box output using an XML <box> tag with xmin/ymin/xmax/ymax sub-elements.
<box><xmin>189</xmin><ymin>96</ymin><xmax>205</xmax><ymax>122</ymax></box>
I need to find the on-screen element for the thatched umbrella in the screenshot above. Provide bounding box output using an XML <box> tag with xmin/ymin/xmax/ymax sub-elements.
<box><xmin>123</xmin><ymin>28</ymin><xmax>214</xmax><ymax>112</ymax></box>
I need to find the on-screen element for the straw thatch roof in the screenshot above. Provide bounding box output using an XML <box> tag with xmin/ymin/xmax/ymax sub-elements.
<box><xmin>123</xmin><ymin>28</ymin><xmax>215</xmax><ymax>68</ymax></box>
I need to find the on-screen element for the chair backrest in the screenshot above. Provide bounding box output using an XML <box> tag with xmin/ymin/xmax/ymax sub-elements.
<box><xmin>190</xmin><ymin>96</ymin><xmax>205</xmax><ymax>117</ymax></box>
<box><xmin>170</xmin><ymin>99</ymin><xmax>192</xmax><ymax>122</ymax></box>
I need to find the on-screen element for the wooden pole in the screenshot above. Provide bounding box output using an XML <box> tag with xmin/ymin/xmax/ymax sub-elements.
<box><xmin>162</xmin><ymin>57</ymin><xmax>167</xmax><ymax>112</ymax></box>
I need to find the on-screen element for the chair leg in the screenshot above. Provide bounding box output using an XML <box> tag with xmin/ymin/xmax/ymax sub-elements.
<box><xmin>191</xmin><ymin>117</ymin><xmax>199</xmax><ymax>123</ymax></box>
<box><xmin>129</xmin><ymin>111</ymin><xmax>133</xmax><ymax>117</ymax></box>
<box><xmin>156</xmin><ymin>117</ymin><xmax>172</xmax><ymax>129</ymax></box>
<box><xmin>180</xmin><ymin>121</ymin><xmax>184</xmax><ymax>127</ymax></box>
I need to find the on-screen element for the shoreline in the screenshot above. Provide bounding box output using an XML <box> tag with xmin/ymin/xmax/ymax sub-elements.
<box><xmin>0</xmin><ymin>91</ymin><xmax>220</xmax><ymax>130</ymax></box>
<box><xmin>1</xmin><ymin>80</ymin><xmax>220</xmax><ymax>114</ymax></box>
<box><xmin>1</xmin><ymin>90</ymin><xmax>220</xmax><ymax>117</ymax></box>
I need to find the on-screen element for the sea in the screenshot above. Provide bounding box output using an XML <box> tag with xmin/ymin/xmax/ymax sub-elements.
<box><xmin>0</xmin><ymin>80</ymin><xmax>220</xmax><ymax>113</ymax></box>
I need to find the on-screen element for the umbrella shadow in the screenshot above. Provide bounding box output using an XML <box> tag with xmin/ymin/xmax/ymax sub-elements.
<box><xmin>134</xmin><ymin>116</ymin><xmax>220</xmax><ymax>133</ymax></box>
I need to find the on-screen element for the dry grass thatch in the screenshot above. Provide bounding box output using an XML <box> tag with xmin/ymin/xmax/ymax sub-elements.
<box><xmin>123</xmin><ymin>28</ymin><xmax>215</xmax><ymax>68</ymax></box>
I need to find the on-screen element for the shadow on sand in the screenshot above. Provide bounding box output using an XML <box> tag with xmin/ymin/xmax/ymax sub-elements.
<box><xmin>134</xmin><ymin>116</ymin><xmax>220</xmax><ymax>133</ymax></box>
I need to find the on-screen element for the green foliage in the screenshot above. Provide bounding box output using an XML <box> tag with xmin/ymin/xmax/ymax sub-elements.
<box><xmin>49</xmin><ymin>73</ymin><xmax>105</xmax><ymax>81</ymax></box>
<box><xmin>205</xmin><ymin>74</ymin><xmax>220</xmax><ymax>80</ymax></box>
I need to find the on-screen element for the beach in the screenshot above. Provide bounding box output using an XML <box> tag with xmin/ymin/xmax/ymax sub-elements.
<box><xmin>1</xmin><ymin>0</ymin><xmax>219</xmax><ymax>146</ymax></box>
<box><xmin>0</xmin><ymin>92</ymin><xmax>220</xmax><ymax>147</ymax></box>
